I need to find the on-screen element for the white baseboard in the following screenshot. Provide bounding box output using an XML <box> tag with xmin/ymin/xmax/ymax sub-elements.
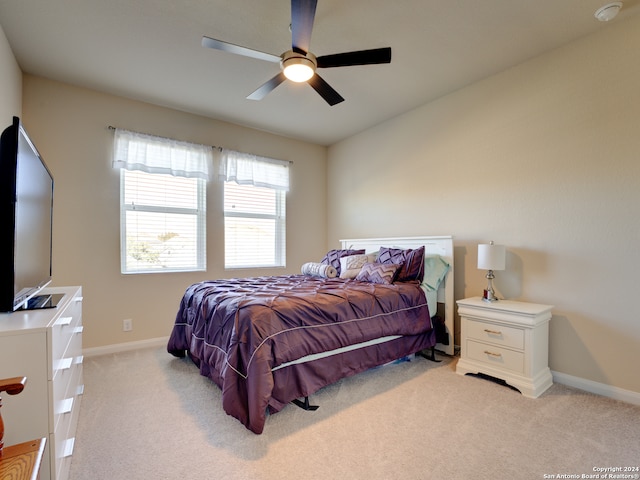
<box><xmin>83</xmin><ymin>336</ymin><xmax>169</xmax><ymax>357</ymax></box>
<box><xmin>552</xmin><ymin>370</ymin><xmax>640</xmax><ymax>406</ymax></box>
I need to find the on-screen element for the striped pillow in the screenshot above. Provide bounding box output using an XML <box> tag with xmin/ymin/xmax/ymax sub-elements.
<box><xmin>355</xmin><ymin>262</ymin><xmax>401</xmax><ymax>285</ymax></box>
<box><xmin>301</xmin><ymin>262</ymin><xmax>338</xmax><ymax>278</ymax></box>
<box><xmin>376</xmin><ymin>246</ymin><xmax>425</xmax><ymax>282</ymax></box>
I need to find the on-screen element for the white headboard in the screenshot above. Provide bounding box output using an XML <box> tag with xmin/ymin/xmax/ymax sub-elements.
<box><xmin>340</xmin><ymin>236</ymin><xmax>455</xmax><ymax>356</ymax></box>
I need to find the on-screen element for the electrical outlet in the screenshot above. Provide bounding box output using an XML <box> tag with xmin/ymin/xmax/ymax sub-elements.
<box><xmin>123</xmin><ymin>318</ymin><xmax>133</xmax><ymax>332</ymax></box>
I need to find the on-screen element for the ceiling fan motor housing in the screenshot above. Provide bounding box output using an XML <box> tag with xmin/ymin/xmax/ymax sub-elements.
<box><xmin>281</xmin><ymin>51</ymin><xmax>317</xmax><ymax>82</ymax></box>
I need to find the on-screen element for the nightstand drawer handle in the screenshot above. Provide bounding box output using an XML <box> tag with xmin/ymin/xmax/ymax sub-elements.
<box><xmin>484</xmin><ymin>350</ymin><xmax>502</xmax><ymax>358</ymax></box>
<box><xmin>484</xmin><ymin>329</ymin><xmax>502</xmax><ymax>335</ymax></box>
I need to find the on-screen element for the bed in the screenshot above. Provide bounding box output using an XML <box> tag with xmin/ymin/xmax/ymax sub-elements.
<box><xmin>167</xmin><ymin>236</ymin><xmax>454</xmax><ymax>434</ymax></box>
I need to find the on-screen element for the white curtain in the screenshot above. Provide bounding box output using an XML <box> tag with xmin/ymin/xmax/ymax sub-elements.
<box><xmin>218</xmin><ymin>148</ymin><xmax>289</xmax><ymax>191</ymax></box>
<box><xmin>112</xmin><ymin>128</ymin><xmax>213</xmax><ymax>180</ymax></box>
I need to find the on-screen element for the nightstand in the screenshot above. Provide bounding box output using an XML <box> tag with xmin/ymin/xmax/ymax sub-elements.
<box><xmin>456</xmin><ymin>297</ymin><xmax>553</xmax><ymax>398</ymax></box>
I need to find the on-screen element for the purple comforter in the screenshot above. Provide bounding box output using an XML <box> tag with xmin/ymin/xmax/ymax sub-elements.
<box><xmin>167</xmin><ymin>275</ymin><xmax>433</xmax><ymax>433</ymax></box>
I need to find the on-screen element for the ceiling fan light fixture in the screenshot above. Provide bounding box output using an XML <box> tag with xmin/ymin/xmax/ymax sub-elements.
<box><xmin>283</xmin><ymin>62</ymin><xmax>314</xmax><ymax>82</ymax></box>
<box><xmin>594</xmin><ymin>2</ymin><xmax>623</xmax><ymax>21</ymax></box>
<box><xmin>282</xmin><ymin>52</ymin><xmax>316</xmax><ymax>82</ymax></box>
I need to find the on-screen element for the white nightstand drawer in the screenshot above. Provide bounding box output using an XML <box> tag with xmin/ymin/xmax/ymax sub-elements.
<box><xmin>465</xmin><ymin>318</ymin><xmax>524</xmax><ymax>350</ymax></box>
<box><xmin>466</xmin><ymin>340</ymin><xmax>525</xmax><ymax>374</ymax></box>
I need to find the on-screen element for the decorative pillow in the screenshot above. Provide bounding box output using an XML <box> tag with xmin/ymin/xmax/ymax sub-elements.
<box><xmin>301</xmin><ymin>262</ymin><xmax>337</xmax><ymax>278</ymax></box>
<box><xmin>339</xmin><ymin>253</ymin><xmax>378</xmax><ymax>279</ymax></box>
<box><xmin>320</xmin><ymin>249</ymin><xmax>365</xmax><ymax>276</ymax></box>
<box><xmin>376</xmin><ymin>245</ymin><xmax>425</xmax><ymax>282</ymax></box>
<box><xmin>422</xmin><ymin>255</ymin><xmax>450</xmax><ymax>291</ymax></box>
<box><xmin>355</xmin><ymin>262</ymin><xmax>401</xmax><ymax>285</ymax></box>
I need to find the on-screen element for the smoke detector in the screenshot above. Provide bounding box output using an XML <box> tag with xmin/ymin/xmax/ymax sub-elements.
<box><xmin>594</xmin><ymin>2</ymin><xmax>623</xmax><ymax>21</ymax></box>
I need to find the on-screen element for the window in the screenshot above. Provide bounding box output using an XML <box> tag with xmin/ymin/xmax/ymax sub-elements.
<box><xmin>224</xmin><ymin>182</ymin><xmax>286</xmax><ymax>268</ymax></box>
<box><xmin>113</xmin><ymin>129</ymin><xmax>211</xmax><ymax>274</ymax></box>
<box><xmin>219</xmin><ymin>150</ymin><xmax>289</xmax><ymax>269</ymax></box>
<box><xmin>120</xmin><ymin>170</ymin><xmax>206</xmax><ymax>273</ymax></box>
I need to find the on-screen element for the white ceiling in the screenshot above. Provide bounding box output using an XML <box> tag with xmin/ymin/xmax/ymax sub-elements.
<box><xmin>1</xmin><ymin>0</ymin><xmax>637</xmax><ymax>145</ymax></box>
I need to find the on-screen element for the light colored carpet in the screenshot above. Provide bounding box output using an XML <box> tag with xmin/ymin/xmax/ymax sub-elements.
<box><xmin>69</xmin><ymin>347</ymin><xmax>640</xmax><ymax>480</ymax></box>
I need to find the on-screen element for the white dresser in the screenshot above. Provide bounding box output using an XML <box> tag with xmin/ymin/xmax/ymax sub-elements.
<box><xmin>456</xmin><ymin>296</ymin><xmax>553</xmax><ymax>398</ymax></box>
<box><xmin>0</xmin><ymin>286</ymin><xmax>83</xmax><ymax>480</ymax></box>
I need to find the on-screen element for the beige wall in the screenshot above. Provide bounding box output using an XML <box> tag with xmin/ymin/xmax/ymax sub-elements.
<box><xmin>21</xmin><ymin>76</ymin><xmax>327</xmax><ymax>349</ymax></box>
<box><xmin>0</xmin><ymin>24</ymin><xmax>21</xmax><ymax>120</ymax></box>
<box><xmin>327</xmin><ymin>15</ymin><xmax>640</xmax><ymax>394</ymax></box>
<box><xmin>4</xmin><ymin>15</ymin><xmax>639</xmax><ymax>395</ymax></box>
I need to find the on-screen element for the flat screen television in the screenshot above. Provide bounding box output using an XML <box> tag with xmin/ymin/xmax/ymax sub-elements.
<box><xmin>0</xmin><ymin>116</ymin><xmax>55</xmax><ymax>312</ymax></box>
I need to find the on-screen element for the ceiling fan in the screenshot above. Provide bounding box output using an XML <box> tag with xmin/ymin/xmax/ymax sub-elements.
<box><xmin>202</xmin><ymin>0</ymin><xmax>392</xmax><ymax>106</ymax></box>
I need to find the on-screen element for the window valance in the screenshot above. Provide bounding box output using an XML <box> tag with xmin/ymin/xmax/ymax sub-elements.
<box><xmin>218</xmin><ymin>148</ymin><xmax>290</xmax><ymax>191</ymax></box>
<box><xmin>112</xmin><ymin>128</ymin><xmax>213</xmax><ymax>180</ymax></box>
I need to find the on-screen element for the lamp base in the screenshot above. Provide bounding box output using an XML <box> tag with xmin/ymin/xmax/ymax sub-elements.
<box><xmin>482</xmin><ymin>288</ymin><xmax>499</xmax><ymax>302</ymax></box>
<box><xmin>482</xmin><ymin>270</ymin><xmax>499</xmax><ymax>302</ymax></box>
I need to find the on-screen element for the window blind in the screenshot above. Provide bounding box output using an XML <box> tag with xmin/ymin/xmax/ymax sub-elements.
<box><xmin>113</xmin><ymin>129</ymin><xmax>209</xmax><ymax>274</ymax></box>
<box><xmin>220</xmin><ymin>148</ymin><xmax>289</xmax><ymax>269</ymax></box>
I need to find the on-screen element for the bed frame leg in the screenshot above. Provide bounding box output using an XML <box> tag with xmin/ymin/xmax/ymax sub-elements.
<box><xmin>417</xmin><ymin>346</ymin><xmax>442</xmax><ymax>363</ymax></box>
<box><xmin>291</xmin><ymin>396</ymin><xmax>319</xmax><ymax>411</ymax></box>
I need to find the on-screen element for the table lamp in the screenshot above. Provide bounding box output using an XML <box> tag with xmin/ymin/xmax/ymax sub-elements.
<box><xmin>478</xmin><ymin>241</ymin><xmax>506</xmax><ymax>302</ymax></box>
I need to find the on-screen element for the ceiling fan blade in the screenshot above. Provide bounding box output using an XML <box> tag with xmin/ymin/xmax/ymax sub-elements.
<box><xmin>247</xmin><ymin>72</ymin><xmax>287</xmax><ymax>101</ymax></box>
<box><xmin>291</xmin><ymin>0</ymin><xmax>317</xmax><ymax>54</ymax></box>
<box><xmin>317</xmin><ymin>47</ymin><xmax>392</xmax><ymax>68</ymax></box>
<box><xmin>202</xmin><ymin>36</ymin><xmax>281</xmax><ymax>64</ymax></box>
<box><xmin>307</xmin><ymin>73</ymin><xmax>344</xmax><ymax>106</ymax></box>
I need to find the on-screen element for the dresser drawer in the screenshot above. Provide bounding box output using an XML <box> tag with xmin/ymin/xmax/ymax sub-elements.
<box><xmin>464</xmin><ymin>318</ymin><xmax>524</xmax><ymax>350</ymax></box>
<box><xmin>51</xmin><ymin>361</ymin><xmax>82</xmax><ymax>480</ymax></box>
<box><xmin>52</xmin><ymin>394</ymin><xmax>80</xmax><ymax>480</ymax></box>
<box><xmin>51</xmin><ymin>354</ymin><xmax>82</xmax><ymax>433</ymax></box>
<box><xmin>466</xmin><ymin>340</ymin><xmax>525</xmax><ymax>374</ymax></box>
<box><xmin>50</xmin><ymin>314</ymin><xmax>76</xmax><ymax>371</ymax></box>
<box><xmin>50</xmin><ymin>295</ymin><xmax>82</xmax><ymax>378</ymax></box>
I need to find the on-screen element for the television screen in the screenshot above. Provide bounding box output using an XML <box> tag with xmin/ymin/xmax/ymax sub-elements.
<box><xmin>0</xmin><ymin>117</ymin><xmax>54</xmax><ymax>312</ymax></box>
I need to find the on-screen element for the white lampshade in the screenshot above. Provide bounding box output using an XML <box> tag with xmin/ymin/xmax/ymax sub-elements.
<box><xmin>478</xmin><ymin>243</ymin><xmax>506</xmax><ymax>271</ymax></box>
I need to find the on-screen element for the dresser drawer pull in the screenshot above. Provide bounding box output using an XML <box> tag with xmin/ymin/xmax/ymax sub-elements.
<box><xmin>74</xmin><ymin>326</ymin><xmax>84</xmax><ymax>334</ymax></box>
<box><xmin>63</xmin><ymin>437</ymin><xmax>75</xmax><ymax>458</ymax></box>
<box><xmin>484</xmin><ymin>329</ymin><xmax>502</xmax><ymax>335</ymax></box>
<box><xmin>74</xmin><ymin>296</ymin><xmax>84</xmax><ymax>303</ymax></box>
<box><xmin>484</xmin><ymin>350</ymin><xmax>502</xmax><ymax>358</ymax></box>
<box><xmin>60</xmin><ymin>397</ymin><xmax>74</xmax><ymax>414</ymax></box>
<box><xmin>56</xmin><ymin>316</ymin><xmax>73</xmax><ymax>326</ymax></box>
<box><xmin>59</xmin><ymin>357</ymin><xmax>73</xmax><ymax>370</ymax></box>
